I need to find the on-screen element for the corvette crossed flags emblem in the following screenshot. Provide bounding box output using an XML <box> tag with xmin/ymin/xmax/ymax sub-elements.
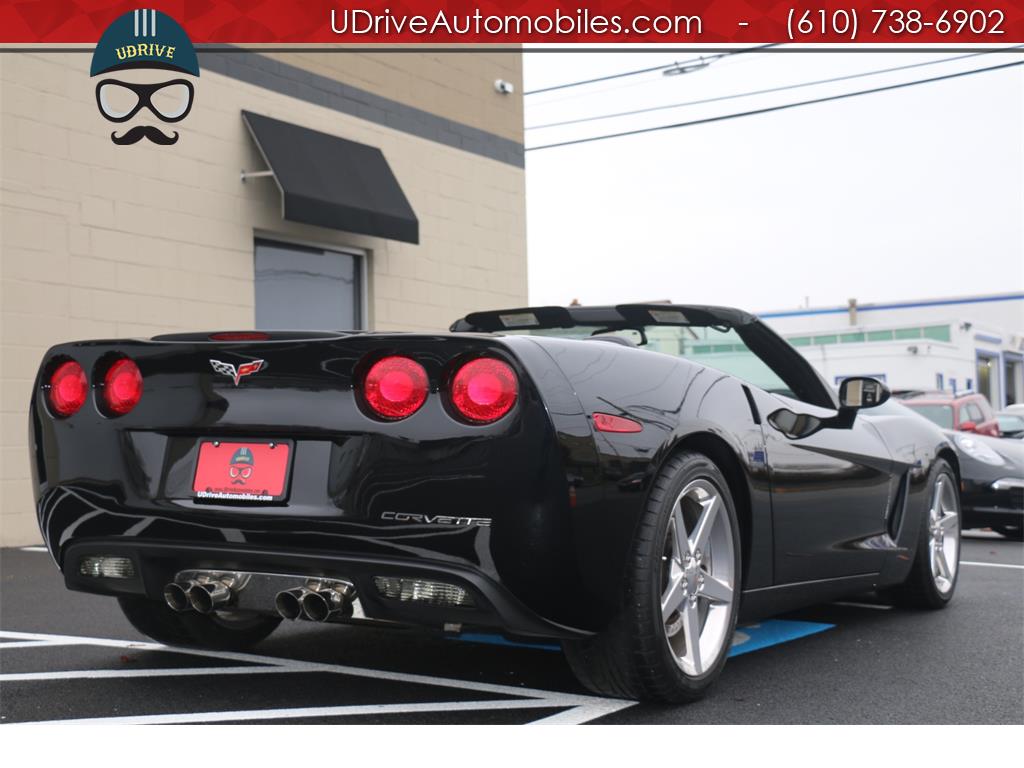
<box><xmin>209</xmin><ymin>359</ymin><xmax>265</xmax><ymax>386</ymax></box>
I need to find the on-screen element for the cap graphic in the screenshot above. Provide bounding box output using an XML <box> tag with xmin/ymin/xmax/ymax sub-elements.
<box><xmin>91</xmin><ymin>9</ymin><xmax>200</xmax><ymax>77</ymax></box>
<box><xmin>231</xmin><ymin>447</ymin><xmax>254</xmax><ymax>466</ymax></box>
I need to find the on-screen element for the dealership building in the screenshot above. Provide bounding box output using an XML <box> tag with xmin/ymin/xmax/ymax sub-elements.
<box><xmin>0</xmin><ymin>48</ymin><xmax>527</xmax><ymax>545</ymax></box>
<box><xmin>760</xmin><ymin>293</ymin><xmax>1024</xmax><ymax>407</ymax></box>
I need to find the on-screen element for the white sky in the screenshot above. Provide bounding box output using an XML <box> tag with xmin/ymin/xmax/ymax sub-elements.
<box><xmin>522</xmin><ymin>49</ymin><xmax>1024</xmax><ymax>313</ymax></box>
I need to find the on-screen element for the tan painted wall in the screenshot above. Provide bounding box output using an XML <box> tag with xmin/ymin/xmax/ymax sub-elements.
<box><xmin>0</xmin><ymin>51</ymin><xmax>527</xmax><ymax>546</ymax></box>
<box><xmin>267</xmin><ymin>50</ymin><xmax>524</xmax><ymax>143</ymax></box>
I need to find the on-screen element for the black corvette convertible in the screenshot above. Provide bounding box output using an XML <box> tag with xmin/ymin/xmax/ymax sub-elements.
<box><xmin>30</xmin><ymin>304</ymin><xmax>961</xmax><ymax>702</ymax></box>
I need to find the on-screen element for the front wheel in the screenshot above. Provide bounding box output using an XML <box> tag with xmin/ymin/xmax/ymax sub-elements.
<box><xmin>563</xmin><ymin>451</ymin><xmax>741</xmax><ymax>703</ymax></box>
<box><xmin>884</xmin><ymin>458</ymin><xmax>961</xmax><ymax>609</ymax></box>
<box><xmin>118</xmin><ymin>597</ymin><xmax>281</xmax><ymax>651</ymax></box>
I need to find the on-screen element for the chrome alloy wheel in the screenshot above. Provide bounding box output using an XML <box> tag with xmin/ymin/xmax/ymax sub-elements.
<box><xmin>660</xmin><ymin>478</ymin><xmax>736</xmax><ymax>677</ymax></box>
<box><xmin>928</xmin><ymin>473</ymin><xmax>960</xmax><ymax>594</ymax></box>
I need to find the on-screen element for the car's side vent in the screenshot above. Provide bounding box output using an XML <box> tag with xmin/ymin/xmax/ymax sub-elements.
<box><xmin>887</xmin><ymin>470</ymin><xmax>911</xmax><ymax>540</ymax></box>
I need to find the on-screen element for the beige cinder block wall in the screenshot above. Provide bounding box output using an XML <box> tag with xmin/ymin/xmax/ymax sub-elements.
<box><xmin>0</xmin><ymin>49</ymin><xmax>527</xmax><ymax>546</ymax></box>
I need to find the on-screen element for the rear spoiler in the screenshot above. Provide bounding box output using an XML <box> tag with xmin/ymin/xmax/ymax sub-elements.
<box><xmin>451</xmin><ymin>304</ymin><xmax>757</xmax><ymax>333</ymax></box>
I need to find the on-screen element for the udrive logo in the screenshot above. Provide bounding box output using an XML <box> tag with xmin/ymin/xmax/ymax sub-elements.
<box><xmin>90</xmin><ymin>9</ymin><xmax>200</xmax><ymax>146</ymax></box>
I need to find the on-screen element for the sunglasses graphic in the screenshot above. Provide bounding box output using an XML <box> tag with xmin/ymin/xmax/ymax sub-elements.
<box><xmin>95</xmin><ymin>79</ymin><xmax>195</xmax><ymax>123</ymax></box>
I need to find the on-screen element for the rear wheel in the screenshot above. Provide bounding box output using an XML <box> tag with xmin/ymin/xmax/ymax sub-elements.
<box><xmin>118</xmin><ymin>597</ymin><xmax>281</xmax><ymax>651</ymax></box>
<box><xmin>563</xmin><ymin>451</ymin><xmax>741</xmax><ymax>702</ymax></box>
<box><xmin>993</xmin><ymin>525</ymin><xmax>1024</xmax><ymax>541</ymax></box>
<box><xmin>884</xmin><ymin>459</ymin><xmax>961</xmax><ymax>609</ymax></box>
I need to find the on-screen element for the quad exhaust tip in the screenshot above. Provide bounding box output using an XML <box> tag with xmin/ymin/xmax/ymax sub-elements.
<box><xmin>274</xmin><ymin>587</ymin><xmax>307</xmax><ymax>620</ymax></box>
<box><xmin>163</xmin><ymin>581</ymin><xmax>193</xmax><ymax>612</ymax></box>
<box><xmin>275</xmin><ymin>580</ymin><xmax>354</xmax><ymax>622</ymax></box>
<box><xmin>188</xmin><ymin>581</ymin><xmax>232</xmax><ymax>614</ymax></box>
<box><xmin>163</xmin><ymin>575</ymin><xmax>237</xmax><ymax>614</ymax></box>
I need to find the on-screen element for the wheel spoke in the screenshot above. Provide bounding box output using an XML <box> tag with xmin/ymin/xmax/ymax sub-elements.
<box><xmin>681</xmin><ymin>602</ymin><xmax>703</xmax><ymax>675</ymax></box>
<box><xmin>688</xmin><ymin>494</ymin><xmax>719</xmax><ymax>555</ymax></box>
<box><xmin>934</xmin><ymin>546</ymin><xmax>951</xmax><ymax>581</ymax></box>
<box><xmin>700</xmin><ymin>575</ymin><xmax>732</xmax><ymax>605</ymax></box>
<box><xmin>661</xmin><ymin>573</ymin><xmax>686</xmax><ymax>622</ymax></box>
<box><xmin>671</xmin><ymin>505</ymin><xmax>688</xmax><ymax>561</ymax></box>
<box><xmin>937</xmin><ymin>512</ymin><xmax>958</xmax><ymax>532</ymax></box>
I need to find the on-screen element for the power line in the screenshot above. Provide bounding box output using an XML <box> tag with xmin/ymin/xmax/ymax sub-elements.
<box><xmin>523</xmin><ymin>44</ymin><xmax>777</xmax><ymax>96</ymax></box>
<box><xmin>527</xmin><ymin>47</ymin><xmax>1022</xmax><ymax>131</ymax></box>
<box><xmin>525</xmin><ymin>59</ymin><xmax>1024</xmax><ymax>152</ymax></box>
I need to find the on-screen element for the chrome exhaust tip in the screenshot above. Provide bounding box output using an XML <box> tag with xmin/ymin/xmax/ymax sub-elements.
<box><xmin>300</xmin><ymin>583</ymin><xmax>354</xmax><ymax>622</ymax></box>
<box><xmin>274</xmin><ymin>588</ymin><xmax>307</xmax><ymax>620</ymax></box>
<box><xmin>187</xmin><ymin>581</ymin><xmax>233</xmax><ymax>614</ymax></box>
<box><xmin>163</xmin><ymin>581</ymin><xmax>193</xmax><ymax>612</ymax></box>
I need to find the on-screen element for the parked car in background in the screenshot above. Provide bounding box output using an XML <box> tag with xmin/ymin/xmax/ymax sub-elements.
<box><xmin>947</xmin><ymin>430</ymin><xmax>1024</xmax><ymax>540</ymax></box>
<box><xmin>996</xmin><ymin>411</ymin><xmax>1024</xmax><ymax>439</ymax></box>
<box><xmin>889</xmin><ymin>401</ymin><xmax>1023</xmax><ymax>540</ymax></box>
<box><xmin>899</xmin><ymin>392</ymin><xmax>1000</xmax><ymax>437</ymax></box>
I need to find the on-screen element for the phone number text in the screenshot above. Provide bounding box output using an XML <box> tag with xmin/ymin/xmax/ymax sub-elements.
<box><xmin>786</xmin><ymin>8</ymin><xmax>1006</xmax><ymax>40</ymax></box>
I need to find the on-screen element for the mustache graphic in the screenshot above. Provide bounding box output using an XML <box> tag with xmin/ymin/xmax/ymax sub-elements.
<box><xmin>110</xmin><ymin>125</ymin><xmax>179</xmax><ymax>145</ymax></box>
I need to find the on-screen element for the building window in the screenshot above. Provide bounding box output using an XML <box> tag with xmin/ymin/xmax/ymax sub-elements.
<box><xmin>976</xmin><ymin>353</ymin><xmax>998</xmax><ymax>406</ymax></box>
<box><xmin>254</xmin><ymin>239</ymin><xmax>362</xmax><ymax>331</ymax></box>
<box><xmin>1005</xmin><ymin>355</ymin><xmax>1023</xmax><ymax>406</ymax></box>
<box><xmin>936</xmin><ymin>373</ymin><xmax>944</xmax><ymax>391</ymax></box>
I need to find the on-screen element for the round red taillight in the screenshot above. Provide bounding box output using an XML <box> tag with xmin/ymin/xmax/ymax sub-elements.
<box><xmin>363</xmin><ymin>356</ymin><xmax>429</xmax><ymax>420</ymax></box>
<box><xmin>450</xmin><ymin>358</ymin><xmax>518</xmax><ymax>424</ymax></box>
<box><xmin>48</xmin><ymin>360</ymin><xmax>88</xmax><ymax>417</ymax></box>
<box><xmin>102</xmin><ymin>358</ymin><xmax>143</xmax><ymax>416</ymax></box>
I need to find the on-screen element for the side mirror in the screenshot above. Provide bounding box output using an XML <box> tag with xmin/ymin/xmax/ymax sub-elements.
<box><xmin>839</xmin><ymin>377</ymin><xmax>890</xmax><ymax>410</ymax></box>
<box><xmin>959</xmin><ymin>421</ymin><xmax>977</xmax><ymax>433</ymax></box>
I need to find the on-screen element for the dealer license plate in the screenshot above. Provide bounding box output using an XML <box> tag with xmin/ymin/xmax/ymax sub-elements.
<box><xmin>192</xmin><ymin>440</ymin><xmax>291</xmax><ymax>502</ymax></box>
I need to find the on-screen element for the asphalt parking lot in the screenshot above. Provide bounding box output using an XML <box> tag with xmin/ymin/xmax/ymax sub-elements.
<box><xmin>1</xmin><ymin>532</ymin><xmax>1021</xmax><ymax>725</ymax></box>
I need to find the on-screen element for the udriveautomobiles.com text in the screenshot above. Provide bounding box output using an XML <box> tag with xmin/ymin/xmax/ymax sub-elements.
<box><xmin>330</xmin><ymin>8</ymin><xmax>703</xmax><ymax>36</ymax></box>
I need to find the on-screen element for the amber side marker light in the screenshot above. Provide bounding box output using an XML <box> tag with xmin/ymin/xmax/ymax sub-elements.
<box><xmin>593</xmin><ymin>412</ymin><xmax>643</xmax><ymax>433</ymax></box>
<box><xmin>102</xmin><ymin>358</ymin><xmax>143</xmax><ymax>416</ymax></box>
<box><xmin>48</xmin><ymin>360</ymin><xmax>88</xmax><ymax>417</ymax></box>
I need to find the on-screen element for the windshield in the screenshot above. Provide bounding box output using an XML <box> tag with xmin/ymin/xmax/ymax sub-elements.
<box><xmin>903</xmin><ymin>403</ymin><xmax>955</xmax><ymax>430</ymax></box>
<box><xmin>510</xmin><ymin>324</ymin><xmax>792</xmax><ymax>397</ymax></box>
<box><xmin>998</xmin><ymin>414</ymin><xmax>1024</xmax><ymax>431</ymax></box>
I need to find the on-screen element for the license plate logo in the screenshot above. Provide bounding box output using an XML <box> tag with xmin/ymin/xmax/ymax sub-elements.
<box><xmin>192</xmin><ymin>441</ymin><xmax>290</xmax><ymax>502</ymax></box>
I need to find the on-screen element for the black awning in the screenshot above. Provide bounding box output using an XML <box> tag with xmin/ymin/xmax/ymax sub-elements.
<box><xmin>242</xmin><ymin>111</ymin><xmax>419</xmax><ymax>244</ymax></box>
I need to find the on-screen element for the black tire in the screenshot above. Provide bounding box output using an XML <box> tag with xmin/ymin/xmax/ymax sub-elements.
<box><xmin>883</xmin><ymin>458</ymin><xmax>961</xmax><ymax>609</ymax></box>
<box><xmin>118</xmin><ymin>597</ymin><xmax>281</xmax><ymax>651</ymax></box>
<box><xmin>563</xmin><ymin>451</ymin><xmax>742</xmax><ymax>703</ymax></box>
<box><xmin>994</xmin><ymin>525</ymin><xmax>1024</xmax><ymax>542</ymax></box>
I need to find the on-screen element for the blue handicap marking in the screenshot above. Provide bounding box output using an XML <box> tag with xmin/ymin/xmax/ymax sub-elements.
<box><xmin>728</xmin><ymin>619</ymin><xmax>835</xmax><ymax>657</ymax></box>
<box><xmin>448</xmin><ymin>632</ymin><xmax>562</xmax><ymax>652</ymax></box>
<box><xmin>450</xmin><ymin>618</ymin><xmax>833</xmax><ymax>655</ymax></box>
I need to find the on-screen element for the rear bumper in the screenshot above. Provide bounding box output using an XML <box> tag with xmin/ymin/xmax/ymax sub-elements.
<box><xmin>62</xmin><ymin>538</ymin><xmax>591</xmax><ymax>640</ymax></box>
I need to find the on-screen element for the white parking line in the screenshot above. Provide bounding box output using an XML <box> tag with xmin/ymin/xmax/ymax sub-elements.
<box><xmin>0</xmin><ymin>639</ymin><xmax>98</xmax><ymax>650</ymax></box>
<box><xmin>15</xmin><ymin>698</ymin><xmax>572</xmax><ymax>726</ymax></box>
<box><xmin>0</xmin><ymin>629</ymin><xmax>635</xmax><ymax>724</ymax></box>
<box><xmin>18</xmin><ymin>547</ymin><xmax>48</xmax><ymax>552</ymax></box>
<box><xmin>530</xmin><ymin>699</ymin><xmax>637</xmax><ymax>725</ymax></box>
<box><xmin>961</xmin><ymin>561</ymin><xmax>1024</xmax><ymax>570</ymax></box>
<box><xmin>0</xmin><ymin>666</ymin><xmax>282</xmax><ymax>682</ymax></box>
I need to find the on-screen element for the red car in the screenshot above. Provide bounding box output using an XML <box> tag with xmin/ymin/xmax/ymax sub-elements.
<box><xmin>900</xmin><ymin>392</ymin><xmax>1001</xmax><ymax>437</ymax></box>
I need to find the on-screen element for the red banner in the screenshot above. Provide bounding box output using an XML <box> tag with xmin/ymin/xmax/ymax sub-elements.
<box><xmin>1</xmin><ymin>0</ymin><xmax>1023</xmax><ymax>43</ymax></box>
